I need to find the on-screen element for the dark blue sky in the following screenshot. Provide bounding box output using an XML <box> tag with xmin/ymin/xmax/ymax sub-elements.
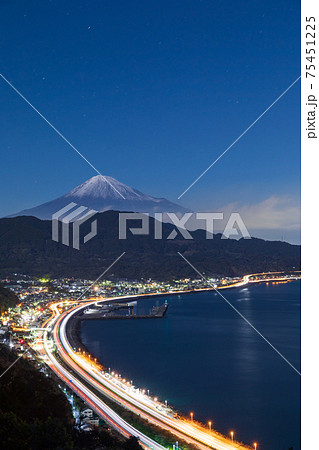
<box><xmin>1</xmin><ymin>0</ymin><xmax>300</xmax><ymax>241</ymax></box>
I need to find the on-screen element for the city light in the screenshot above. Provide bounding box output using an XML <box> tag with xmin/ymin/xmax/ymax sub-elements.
<box><xmin>1</xmin><ymin>272</ymin><xmax>295</xmax><ymax>449</ymax></box>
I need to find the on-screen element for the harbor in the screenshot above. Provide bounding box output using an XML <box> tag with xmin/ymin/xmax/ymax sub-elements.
<box><xmin>81</xmin><ymin>300</ymin><xmax>168</xmax><ymax>320</ymax></box>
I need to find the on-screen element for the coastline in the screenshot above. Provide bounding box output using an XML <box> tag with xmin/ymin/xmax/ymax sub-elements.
<box><xmin>67</xmin><ymin>274</ymin><xmax>300</xmax><ymax>376</ymax></box>
<box><xmin>62</xmin><ymin>276</ymin><xmax>300</xmax><ymax>449</ymax></box>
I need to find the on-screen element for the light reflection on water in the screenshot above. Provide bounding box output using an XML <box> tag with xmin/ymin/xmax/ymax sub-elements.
<box><xmin>81</xmin><ymin>281</ymin><xmax>300</xmax><ymax>450</ymax></box>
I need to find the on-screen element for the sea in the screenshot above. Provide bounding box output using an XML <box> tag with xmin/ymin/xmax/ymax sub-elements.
<box><xmin>81</xmin><ymin>280</ymin><xmax>301</xmax><ymax>450</ymax></box>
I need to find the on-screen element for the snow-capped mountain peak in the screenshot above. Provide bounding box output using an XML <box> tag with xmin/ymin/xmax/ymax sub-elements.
<box><xmin>8</xmin><ymin>175</ymin><xmax>190</xmax><ymax>220</ymax></box>
<box><xmin>66</xmin><ymin>175</ymin><xmax>154</xmax><ymax>201</ymax></box>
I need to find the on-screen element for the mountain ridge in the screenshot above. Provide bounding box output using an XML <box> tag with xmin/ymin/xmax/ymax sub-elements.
<box><xmin>8</xmin><ymin>175</ymin><xmax>190</xmax><ymax>220</ymax></box>
<box><xmin>0</xmin><ymin>211</ymin><xmax>301</xmax><ymax>280</ymax></box>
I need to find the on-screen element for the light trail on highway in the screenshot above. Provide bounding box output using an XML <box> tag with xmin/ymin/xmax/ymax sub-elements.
<box><xmin>36</xmin><ymin>272</ymin><xmax>298</xmax><ymax>449</ymax></box>
<box><xmin>52</xmin><ymin>303</ymin><xmax>252</xmax><ymax>449</ymax></box>
<box><xmin>40</xmin><ymin>302</ymin><xmax>165</xmax><ymax>450</ymax></box>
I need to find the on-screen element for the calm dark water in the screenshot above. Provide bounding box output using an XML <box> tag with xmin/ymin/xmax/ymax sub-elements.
<box><xmin>81</xmin><ymin>281</ymin><xmax>301</xmax><ymax>450</ymax></box>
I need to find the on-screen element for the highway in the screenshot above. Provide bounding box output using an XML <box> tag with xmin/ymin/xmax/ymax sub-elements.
<box><xmin>45</xmin><ymin>301</ymin><xmax>252</xmax><ymax>450</ymax></box>
<box><xmin>40</xmin><ymin>302</ymin><xmax>166</xmax><ymax>450</ymax></box>
<box><xmin>36</xmin><ymin>272</ymin><xmax>298</xmax><ymax>449</ymax></box>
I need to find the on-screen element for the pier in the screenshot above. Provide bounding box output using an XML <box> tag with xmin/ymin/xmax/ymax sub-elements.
<box><xmin>80</xmin><ymin>302</ymin><xmax>168</xmax><ymax>320</ymax></box>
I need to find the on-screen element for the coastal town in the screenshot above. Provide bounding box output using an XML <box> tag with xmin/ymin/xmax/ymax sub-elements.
<box><xmin>0</xmin><ymin>270</ymin><xmax>300</xmax><ymax>345</ymax></box>
<box><xmin>0</xmin><ymin>270</ymin><xmax>300</xmax><ymax>450</ymax></box>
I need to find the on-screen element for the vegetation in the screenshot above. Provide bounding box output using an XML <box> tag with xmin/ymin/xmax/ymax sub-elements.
<box><xmin>0</xmin><ymin>284</ymin><xmax>19</xmax><ymax>314</ymax></box>
<box><xmin>0</xmin><ymin>212</ymin><xmax>300</xmax><ymax>280</ymax></box>
<box><xmin>69</xmin><ymin>363</ymin><xmax>198</xmax><ymax>449</ymax></box>
<box><xmin>0</xmin><ymin>344</ymin><xmax>142</xmax><ymax>449</ymax></box>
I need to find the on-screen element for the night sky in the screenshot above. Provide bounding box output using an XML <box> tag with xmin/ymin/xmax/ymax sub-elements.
<box><xmin>0</xmin><ymin>0</ymin><xmax>300</xmax><ymax>242</ymax></box>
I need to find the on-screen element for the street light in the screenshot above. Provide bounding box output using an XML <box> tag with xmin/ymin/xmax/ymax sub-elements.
<box><xmin>208</xmin><ymin>421</ymin><xmax>212</xmax><ymax>430</ymax></box>
<box><xmin>230</xmin><ymin>431</ymin><xmax>234</xmax><ymax>442</ymax></box>
<box><xmin>190</xmin><ymin>412</ymin><xmax>193</xmax><ymax>421</ymax></box>
<box><xmin>253</xmin><ymin>443</ymin><xmax>257</xmax><ymax>450</ymax></box>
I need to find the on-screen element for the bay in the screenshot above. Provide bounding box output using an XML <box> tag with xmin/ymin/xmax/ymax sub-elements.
<box><xmin>81</xmin><ymin>281</ymin><xmax>301</xmax><ymax>449</ymax></box>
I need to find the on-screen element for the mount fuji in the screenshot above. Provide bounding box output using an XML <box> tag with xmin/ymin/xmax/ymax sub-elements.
<box><xmin>9</xmin><ymin>175</ymin><xmax>191</xmax><ymax>220</ymax></box>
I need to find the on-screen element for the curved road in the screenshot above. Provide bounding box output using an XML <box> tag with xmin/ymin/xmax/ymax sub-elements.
<box><xmin>41</xmin><ymin>303</ymin><xmax>165</xmax><ymax>450</ymax></box>
<box><xmin>36</xmin><ymin>271</ymin><xmax>298</xmax><ymax>449</ymax></box>
<box><xmin>50</xmin><ymin>300</ymin><xmax>251</xmax><ymax>450</ymax></box>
